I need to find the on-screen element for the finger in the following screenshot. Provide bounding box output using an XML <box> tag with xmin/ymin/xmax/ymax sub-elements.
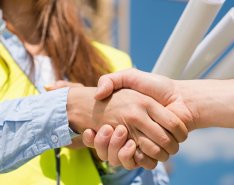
<box><xmin>134</xmin><ymin>148</ymin><xmax>158</xmax><ymax>170</ymax></box>
<box><xmin>137</xmin><ymin>134</ymin><xmax>169</xmax><ymax>162</ymax></box>
<box><xmin>82</xmin><ymin>129</ymin><xmax>96</xmax><ymax>148</ymax></box>
<box><xmin>94</xmin><ymin>125</ymin><xmax>114</xmax><ymax>161</ymax></box>
<box><xmin>118</xmin><ymin>139</ymin><xmax>138</xmax><ymax>170</ymax></box>
<box><xmin>45</xmin><ymin>81</ymin><xmax>83</xmax><ymax>91</ymax></box>
<box><xmin>147</xmin><ymin>100</ymin><xmax>188</xmax><ymax>143</ymax></box>
<box><xmin>138</xmin><ymin>115</ymin><xmax>179</xmax><ymax>155</ymax></box>
<box><xmin>95</xmin><ymin>76</ymin><xmax>114</xmax><ymax>100</ymax></box>
<box><xmin>95</xmin><ymin>68</ymin><xmax>156</xmax><ymax>101</ymax></box>
<box><xmin>95</xmin><ymin>68</ymin><xmax>133</xmax><ymax>100</ymax></box>
<box><xmin>67</xmin><ymin>136</ymin><xmax>86</xmax><ymax>149</ymax></box>
<box><xmin>108</xmin><ymin>125</ymin><xmax>128</xmax><ymax>166</ymax></box>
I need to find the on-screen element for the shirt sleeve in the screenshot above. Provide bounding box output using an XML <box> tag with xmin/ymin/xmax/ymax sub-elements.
<box><xmin>0</xmin><ymin>87</ymin><xmax>71</xmax><ymax>173</ymax></box>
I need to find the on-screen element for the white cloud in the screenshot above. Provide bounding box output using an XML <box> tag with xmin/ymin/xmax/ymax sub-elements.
<box><xmin>219</xmin><ymin>174</ymin><xmax>234</xmax><ymax>185</ymax></box>
<box><xmin>178</xmin><ymin>128</ymin><xmax>234</xmax><ymax>163</ymax></box>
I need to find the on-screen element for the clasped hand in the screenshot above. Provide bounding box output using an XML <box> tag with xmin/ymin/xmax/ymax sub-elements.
<box><xmin>48</xmin><ymin>69</ymin><xmax>191</xmax><ymax>170</ymax></box>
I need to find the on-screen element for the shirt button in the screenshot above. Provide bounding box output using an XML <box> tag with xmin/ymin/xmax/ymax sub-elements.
<box><xmin>51</xmin><ymin>135</ymin><xmax>58</xmax><ymax>143</ymax></box>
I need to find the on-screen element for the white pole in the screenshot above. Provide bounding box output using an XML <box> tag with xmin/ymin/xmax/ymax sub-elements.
<box><xmin>152</xmin><ymin>0</ymin><xmax>225</xmax><ymax>79</ymax></box>
<box><xmin>118</xmin><ymin>0</ymin><xmax>131</xmax><ymax>53</ymax></box>
<box><xmin>205</xmin><ymin>49</ymin><xmax>234</xmax><ymax>79</ymax></box>
<box><xmin>181</xmin><ymin>8</ymin><xmax>234</xmax><ymax>79</ymax></box>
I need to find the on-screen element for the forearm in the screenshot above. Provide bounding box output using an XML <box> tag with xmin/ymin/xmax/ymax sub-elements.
<box><xmin>0</xmin><ymin>88</ymin><xmax>71</xmax><ymax>173</ymax></box>
<box><xmin>176</xmin><ymin>79</ymin><xmax>234</xmax><ymax>130</ymax></box>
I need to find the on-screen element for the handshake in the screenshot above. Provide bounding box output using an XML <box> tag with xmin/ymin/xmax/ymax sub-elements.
<box><xmin>49</xmin><ymin>69</ymin><xmax>234</xmax><ymax>170</ymax></box>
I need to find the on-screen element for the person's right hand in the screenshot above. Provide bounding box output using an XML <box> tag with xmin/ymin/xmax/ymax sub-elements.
<box><xmin>84</xmin><ymin>69</ymin><xmax>234</xmax><ymax>170</ymax></box>
<box><xmin>95</xmin><ymin>68</ymin><xmax>195</xmax><ymax>131</ymax></box>
<box><xmin>82</xmin><ymin>69</ymin><xmax>193</xmax><ymax>169</ymax></box>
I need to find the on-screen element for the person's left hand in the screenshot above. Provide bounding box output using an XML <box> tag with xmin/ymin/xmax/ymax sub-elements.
<box><xmin>46</xmin><ymin>81</ymin><xmax>139</xmax><ymax>168</ymax></box>
<box><xmin>47</xmin><ymin>80</ymin><xmax>186</xmax><ymax>170</ymax></box>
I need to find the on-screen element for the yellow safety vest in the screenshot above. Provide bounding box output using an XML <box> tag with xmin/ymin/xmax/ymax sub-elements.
<box><xmin>0</xmin><ymin>42</ymin><xmax>132</xmax><ymax>185</ymax></box>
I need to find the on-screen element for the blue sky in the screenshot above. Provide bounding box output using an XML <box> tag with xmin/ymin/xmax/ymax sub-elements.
<box><xmin>130</xmin><ymin>0</ymin><xmax>234</xmax><ymax>72</ymax></box>
<box><xmin>170</xmin><ymin>128</ymin><xmax>234</xmax><ymax>185</ymax></box>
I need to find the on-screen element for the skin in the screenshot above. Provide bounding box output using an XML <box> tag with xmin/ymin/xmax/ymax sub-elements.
<box><xmin>96</xmin><ymin>69</ymin><xmax>234</xmax><ymax>130</ymax></box>
<box><xmin>49</xmin><ymin>79</ymin><xmax>189</xmax><ymax>169</ymax></box>
<box><xmin>61</xmin><ymin>84</ymin><xmax>186</xmax><ymax>169</ymax></box>
<box><xmin>82</xmin><ymin>68</ymin><xmax>234</xmax><ymax>169</ymax></box>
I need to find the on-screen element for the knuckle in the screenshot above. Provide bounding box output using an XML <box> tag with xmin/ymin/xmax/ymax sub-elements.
<box><xmin>126</xmin><ymin>108</ymin><xmax>141</xmax><ymax>123</ymax></box>
<box><xmin>118</xmin><ymin>151</ymin><xmax>132</xmax><ymax>162</ymax></box>
<box><xmin>136</xmin><ymin>96</ymin><xmax>149</xmax><ymax>107</ymax></box>
<box><xmin>171</xmin><ymin>143</ymin><xmax>179</xmax><ymax>155</ymax></box>
<box><xmin>151</xmin><ymin>146</ymin><xmax>161</xmax><ymax>158</ymax></box>
<box><xmin>168</xmin><ymin>118</ymin><xmax>189</xmax><ymax>143</ymax></box>
<box><xmin>134</xmin><ymin>152</ymin><xmax>145</xmax><ymax>164</ymax></box>
<box><xmin>126</xmin><ymin>115</ymin><xmax>137</xmax><ymax>125</ymax></box>
<box><xmin>169</xmin><ymin>119</ymin><xmax>181</xmax><ymax>130</ymax></box>
<box><xmin>159</xmin><ymin>135</ymin><xmax>171</xmax><ymax>149</ymax></box>
<box><xmin>161</xmin><ymin>154</ymin><xmax>169</xmax><ymax>162</ymax></box>
<box><xmin>138</xmin><ymin>136</ymin><xmax>146</xmax><ymax>146</ymax></box>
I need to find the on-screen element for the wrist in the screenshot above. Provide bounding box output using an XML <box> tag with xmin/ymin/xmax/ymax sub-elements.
<box><xmin>174</xmin><ymin>80</ymin><xmax>201</xmax><ymax>131</ymax></box>
<box><xmin>67</xmin><ymin>87</ymin><xmax>98</xmax><ymax>133</ymax></box>
<box><xmin>176</xmin><ymin>79</ymin><xmax>234</xmax><ymax>130</ymax></box>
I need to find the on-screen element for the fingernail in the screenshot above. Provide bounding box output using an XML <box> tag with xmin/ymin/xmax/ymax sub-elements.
<box><xmin>100</xmin><ymin>128</ymin><xmax>111</xmax><ymax>137</ymax></box>
<box><xmin>96</xmin><ymin>85</ymin><xmax>105</xmax><ymax>96</ymax></box>
<box><xmin>126</xmin><ymin>140</ymin><xmax>134</xmax><ymax>148</ymax></box>
<box><xmin>115</xmin><ymin>126</ymin><xmax>124</xmax><ymax>137</ymax></box>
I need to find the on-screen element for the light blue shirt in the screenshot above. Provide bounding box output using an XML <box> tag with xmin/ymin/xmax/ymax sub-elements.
<box><xmin>101</xmin><ymin>164</ymin><xmax>169</xmax><ymax>185</ymax></box>
<box><xmin>0</xmin><ymin>30</ymin><xmax>72</xmax><ymax>173</ymax></box>
<box><xmin>0</xmin><ymin>88</ymin><xmax>71</xmax><ymax>173</ymax></box>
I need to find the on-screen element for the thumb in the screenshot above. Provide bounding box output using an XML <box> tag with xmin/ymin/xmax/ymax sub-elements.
<box><xmin>95</xmin><ymin>76</ymin><xmax>114</xmax><ymax>100</ymax></box>
<box><xmin>82</xmin><ymin>129</ymin><xmax>96</xmax><ymax>148</ymax></box>
<box><xmin>95</xmin><ymin>68</ymin><xmax>173</xmax><ymax>105</ymax></box>
<box><xmin>95</xmin><ymin>68</ymin><xmax>133</xmax><ymax>100</ymax></box>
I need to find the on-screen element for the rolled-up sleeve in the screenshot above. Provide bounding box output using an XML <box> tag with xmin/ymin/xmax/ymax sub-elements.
<box><xmin>0</xmin><ymin>87</ymin><xmax>71</xmax><ymax>173</ymax></box>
